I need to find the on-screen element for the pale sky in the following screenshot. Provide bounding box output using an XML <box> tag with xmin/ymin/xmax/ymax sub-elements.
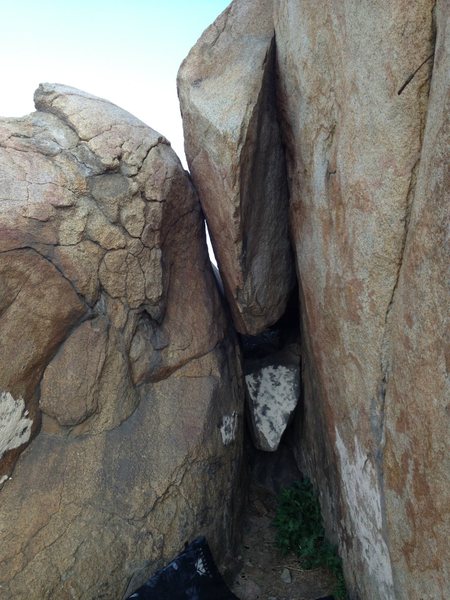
<box><xmin>0</xmin><ymin>0</ymin><xmax>230</xmax><ymax>165</ymax></box>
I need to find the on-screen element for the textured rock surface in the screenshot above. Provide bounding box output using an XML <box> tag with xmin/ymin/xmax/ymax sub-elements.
<box><xmin>178</xmin><ymin>0</ymin><xmax>294</xmax><ymax>335</ymax></box>
<box><xmin>0</xmin><ymin>84</ymin><xmax>244</xmax><ymax>599</ymax></box>
<box><xmin>274</xmin><ymin>1</ymin><xmax>446</xmax><ymax>598</ymax></box>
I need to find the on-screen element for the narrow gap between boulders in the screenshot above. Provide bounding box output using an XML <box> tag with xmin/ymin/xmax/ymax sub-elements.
<box><xmin>230</xmin><ymin>289</ymin><xmax>338</xmax><ymax>600</ymax></box>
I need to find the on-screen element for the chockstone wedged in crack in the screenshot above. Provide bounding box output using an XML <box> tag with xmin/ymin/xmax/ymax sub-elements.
<box><xmin>245</xmin><ymin>363</ymin><xmax>300</xmax><ymax>452</ymax></box>
<box><xmin>243</xmin><ymin>336</ymin><xmax>301</xmax><ymax>453</ymax></box>
<box><xmin>0</xmin><ymin>83</ymin><xmax>244</xmax><ymax>600</ymax></box>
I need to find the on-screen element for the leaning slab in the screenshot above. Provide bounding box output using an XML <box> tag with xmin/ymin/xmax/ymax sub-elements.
<box><xmin>178</xmin><ymin>0</ymin><xmax>294</xmax><ymax>335</ymax></box>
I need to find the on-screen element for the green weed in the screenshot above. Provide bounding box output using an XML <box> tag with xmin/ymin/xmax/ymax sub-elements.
<box><xmin>274</xmin><ymin>479</ymin><xmax>347</xmax><ymax>599</ymax></box>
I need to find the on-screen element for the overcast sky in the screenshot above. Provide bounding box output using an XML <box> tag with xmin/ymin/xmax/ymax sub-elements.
<box><xmin>0</xmin><ymin>0</ymin><xmax>230</xmax><ymax>165</ymax></box>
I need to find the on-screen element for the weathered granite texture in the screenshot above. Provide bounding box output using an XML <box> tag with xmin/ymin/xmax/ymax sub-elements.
<box><xmin>178</xmin><ymin>0</ymin><xmax>294</xmax><ymax>335</ymax></box>
<box><xmin>0</xmin><ymin>84</ymin><xmax>244</xmax><ymax>599</ymax></box>
<box><xmin>179</xmin><ymin>1</ymin><xmax>449</xmax><ymax>598</ymax></box>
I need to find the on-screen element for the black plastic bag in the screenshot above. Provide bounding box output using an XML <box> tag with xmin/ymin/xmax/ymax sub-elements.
<box><xmin>126</xmin><ymin>537</ymin><xmax>239</xmax><ymax>600</ymax></box>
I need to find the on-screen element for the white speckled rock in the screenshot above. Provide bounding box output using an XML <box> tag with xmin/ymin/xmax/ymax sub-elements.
<box><xmin>245</xmin><ymin>364</ymin><xmax>299</xmax><ymax>452</ymax></box>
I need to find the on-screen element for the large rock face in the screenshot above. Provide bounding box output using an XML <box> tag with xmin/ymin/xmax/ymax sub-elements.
<box><xmin>275</xmin><ymin>1</ymin><xmax>448</xmax><ymax>598</ymax></box>
<box><xmin>0</xmin><ymin>84</ymin><xmax>244</xmax><ymax>599</ymax></box>
<box><xmin>382</xmin><ymin>3</ymin><xmax>449</xmax><ymax>595</ymax></box>
<box><xmin>178</xmin><ymin>0</ymin><xmax>294</xmax><ymax>335</ymax></box>
<box><xmin>180</xmin><ymin>1</ymin><xmax>449</xmax><ymax>598</ymax></box>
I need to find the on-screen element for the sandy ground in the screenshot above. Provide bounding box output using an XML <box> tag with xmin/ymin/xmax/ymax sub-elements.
<box><xmin>230</xmin><ymin>485</ymin><xmax>336</xmax><ymax>600</ymax></box>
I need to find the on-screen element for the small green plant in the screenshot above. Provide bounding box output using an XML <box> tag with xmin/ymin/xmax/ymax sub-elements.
<box><xmin>274</xmin><ymin>478</ymin><xmax>347</xmax><ymax>599</ymax></box>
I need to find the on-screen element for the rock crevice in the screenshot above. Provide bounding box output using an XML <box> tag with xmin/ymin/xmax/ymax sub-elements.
<box><xmin>179</xmin><ymin>1</ymin><xmax>448</xmax><ymax>599</ymax></box>
<box><xmin>0</xmin><ymin>2</ymin><xmax>448</xmax><ymax>599</ymax></box>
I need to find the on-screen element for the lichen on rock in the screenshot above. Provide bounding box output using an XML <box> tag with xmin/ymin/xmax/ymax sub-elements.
<box><xmin>0</xmin><ymin>391</ymin><xmax>32</xmax><ymax>461</ymax></box>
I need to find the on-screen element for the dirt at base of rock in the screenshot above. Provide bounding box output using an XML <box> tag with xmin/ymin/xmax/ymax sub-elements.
<box><xmin>231</xmin><ymin>485</ymin><xmax>336</xmax><ymax>600</ymax></box>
